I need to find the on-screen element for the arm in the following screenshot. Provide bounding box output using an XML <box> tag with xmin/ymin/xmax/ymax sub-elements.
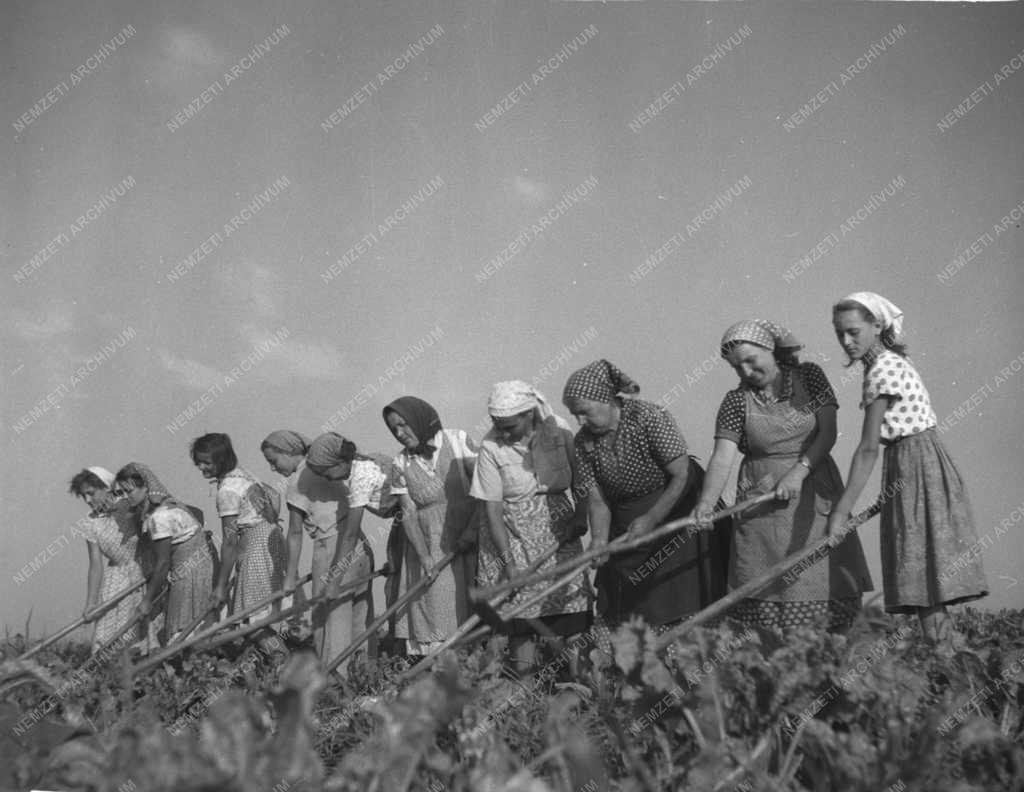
<box><xmin>827</xmin><ymin>397</ymin><xmax>890</xmax><ymax>533</ymax></box>
<box><xmin>330</xmin><ymin>505</ymin><xmax>363</xmax><ymax>591</ymax></box>
<box><xmin>399</xmin><ymin>493</ymin><xmax>432</xmax><ymax>566</ymax></box>
<box><xmin>774</xmin><ymin>405</ymin><xmax>839</xmax><ymax>500</ymax></box>
<box><xmin>283</xmin><ymin>505</ymin><xmax>305</xmax><ymax>591</ymax></box>
<box><xmin>694</xmin><ymin>438</ymin><xmax>740</xmax><ymax>525</ymax></box>
<box><xmin>586</xmin><ymin>484</ymin><xmax>613</xmax><ymax>566</ymax></box>
<box><xmin>139</xmin><ymin>537</ymin><xmax>171</xmax><ymax>614</ymax></box>
<box><xmin>627</xmin><ymin>455</ymin><xmax>690</xmax><ymax>538</ymax></box>
<box><xmin>483</xmin><ymin>500</ymin><xmax>515</xmax><ymax>580</ymax></box>
<box><xmin>84</xmin><ymin>541</ymin><xmax>103</xmax><ymax>617</ymax></box>
<box><xmin>213</xmin><ymin>515</ymin><xmax>239</xmax><ymax>604</ymax></box>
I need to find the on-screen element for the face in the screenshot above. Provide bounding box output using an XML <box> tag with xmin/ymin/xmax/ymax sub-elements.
<box><xmin>385</xmin><ymin>412</ymin><xmax>419</xmax><ymax>451</ymax></box>
<box><xmin>307</xmin><ymin>461</ymin><xmax>352</xmax><ymax>481</ymax></box>
<box><xmin>263</xmin><ymin>447</ymin><xmax>300</xmax><ymax>477</ymax></box>
<box><xmin>833</xmin><ymin>309</ymin><xmax>882</xmax><ymax>361</ymax></box>
<box><xmin>114</xmin><ymin>480</ymin><xmax>149</xmax><ymax>509</ymax></box>
<box><xmin>725</xmin><ymin>343</ymin><xmax>779</xmax><ymax>389</ymax></box>
<box><xmin>193</xmin><ymin>450</ymin><xmax>218</xmax><ymax>480</ymax></box>
<box><xmin>491</xmin><ymin>410</ymin><xmax>535</xmax><ymax>444</ymax></box>
<box><xmin>80</xmin><ymin>484</ymin><xmax>116</xmax><ymax>514</ymax></box>
<box><xmin>566</xmin><ymin>398</ymin><xmax>618</xmax><ymax>435</ymax></box>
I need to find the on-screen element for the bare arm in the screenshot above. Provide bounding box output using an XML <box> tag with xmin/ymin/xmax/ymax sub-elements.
<box><xmin>483</xmin><ymin>500</ymin><xmax>515</xmax><ymax>580</ymax></box>
<box><xmin>283</xmin><ymin>505</ymin><xmax>305</xmax><ymax>591</ymax></box>
<box><xmin>84</xmin><ymin>541</ymin><xmax>103</xmax><ymax>617</ymax></box>
<box><xmin>695</xmin><ymin>438</ymin><xmax>740</xmax><ymax>522</ymax></box>
<box><xmin>140</xmin><ymin>537</ymin><xmax>171</xmax><ymax>614</ymax></box>
<box><xmin>773</xmin><ymin>405</ymin><xmax>840</xmax><ymax>500</ymax></box>
<box><xmin>586</xmin><ymin>484</ymin><xmax>612</xmax><ymax>566</ymax></box>
<box><xmin>827</xmin><ymin>397</ymin><xmax>890</xmax><ymax>532</ymax></box>
<box><xmin>214</xmin><ymin>515</ymin><xmax>239</xmax><ymax>603</ymax></box>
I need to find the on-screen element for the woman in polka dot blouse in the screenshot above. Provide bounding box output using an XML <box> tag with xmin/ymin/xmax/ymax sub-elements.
<box><xmin>830</xmin><ymin>292</ymin><xmax>987</xmax><ymax>651</ymax></box>
<box><xmin>694</xmin><ymin>320</ymin><xmax>872</xmax><ymax>632</ymax></box>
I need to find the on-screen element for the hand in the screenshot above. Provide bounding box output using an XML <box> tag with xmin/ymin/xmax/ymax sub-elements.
<box><xmin>589</xmin><ymin>539</ymin><xmax>609</xmax><ymax>569</ymax></box>
<box><xmin>693</xmin><ymin>502</ymin><xmax>716</xmax><ymax>530</ymax></box>
<box><xmin>775</xmin><ymin>468</ymin><xmax>808</xmax><ymax>501</ymax></box>
<box><xmin>498</xmin><ymin>560</ymin><xmax>520</xmax><ymax>583</ymax></box>
<box><xmin>627</xmin><ymin>514</ymin><xmax>656</xmax><ymax>541</ymax></box>
<box><xmin>136</xmin><ymin>599</ymin><xmax>153</xmax><ymax>618</ymax></box>
<box><xmin>210</xmin><ymin>588</ymin><xmax>228</xmax><ymax>611</ymax></box>
<box><xmin>826</xmin><ymin>511</ymin><xmax>849</xmax><ymax>537</ymax></box>
<box><xmin>282</xmin><ymin>575</ymin><xmax>297</xmax><ymax>595</ymax></box>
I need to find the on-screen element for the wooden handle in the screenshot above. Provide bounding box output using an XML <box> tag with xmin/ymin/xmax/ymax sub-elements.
<box><xmin>653</xmin><ymin>502</ymin><xmax>881</xmax><ymax>651</ymax></box>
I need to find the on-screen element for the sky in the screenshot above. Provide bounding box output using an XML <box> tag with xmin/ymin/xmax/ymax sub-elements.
<box><xmin>2</xmin><ymin>0</ymin><xmax>1022</xmax><ymax>638</ymax></box>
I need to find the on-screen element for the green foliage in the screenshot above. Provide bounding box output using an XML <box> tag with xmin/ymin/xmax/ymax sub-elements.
<box><xmin>2</xmin><ymin>609</ymin><xmax>1024</xmax><ymax>791</ymax></box>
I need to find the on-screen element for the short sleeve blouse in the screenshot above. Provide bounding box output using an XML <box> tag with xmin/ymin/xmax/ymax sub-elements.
<box><xmin>714</xmin><ymin>363</ymin><xmax>838</xmax><ymax>452</ymax></box>
<box><xmin>144</xmin><ymin>505</ymin><xmax>200</xmax><ymax>544</ymax></box>
<box><xmin>346</xmin><ymin>458</ymin><xmax>387</xmax><ymax>509</ymax></box>
<box><xmin>573</xmin><ymin>398</ymin><xmax>687</xmax><ymax>502</ymax></box>
<box><xmin>216</xmin><ymin>468</ymin><xmax>268</xmax><ymax>526</ymax></box>
<box><xmin>861</xmin><ymin>350</ymin><xmax>937</xmax><ymax>441</ymax></box>
<box><xmin>286</xmin><ymin>459</ymin><xmax>349</xmax><ymax>540</ymax></box>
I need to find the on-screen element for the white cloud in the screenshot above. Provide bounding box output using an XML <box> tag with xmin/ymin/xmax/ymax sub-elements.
<box><xmin>7</xmin><ymin>303</ymin><xmax>75</xmax><ymax>342</ymax></box>
<box><xmin>241</xmin><ymin>325</ymin><xmax>346</xmax><ymax>381</ymax></box>
<box><xmin>158</xmin><ymin>349</ymin><xmax>226</xmax><ymax>391</ymax></box>
<box><xmin>504</xmin><ymin>174</ymin><xmax>549</xmax><ymax>207</ymax></box>
<box><xmin>216</xmin><ymin>258</ymin><xmax>281</xmax><ymax>319</ymax></box>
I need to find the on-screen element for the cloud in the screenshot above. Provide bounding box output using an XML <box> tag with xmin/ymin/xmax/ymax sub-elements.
<box><xmin>504</xmin><ymin>174</ymin><xmax>549</xmax><ymax>207</ymax></box>
<box><xmin>241</xmin><ymin>325</ymin><xmax>346</xmax><ymax>381</ymax></box>
<box><xmin>7</xmin><ymin>303</ymin><xmax>75</xmax><ymax>342</ymax></box>
<box><xmin>215</xmin><ymin>258</ymin><xmax>281</xmax><ymax>319</ymax></box>
<box><xmin>162</xmin><ymin>27</ymin><xmax>224</xmax><ymax>69</ymax></box>
<box><xmin>158</xmin><ymin>349</ymin><xmax>226</xmax><ymax>391</ymax></box>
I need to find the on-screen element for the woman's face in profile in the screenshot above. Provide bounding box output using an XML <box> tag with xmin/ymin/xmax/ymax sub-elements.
<box><xmin>491</xmin><ymin>410</ymin><xmax>534</xmax><ymax>444</ymax></box>
<box><xmin>385</xmin><ymin>411</ymin><xmax>419</xmax><ymax>451</ymax></box>
<box><xmin>725</xmin><ymin>342</ymin><xmax>779</xmax><ymax>390</ymax></box>
<box><xmin>567</xmin><ymin>398</ymin><xmax>617</xmax><ymax>435</ymax></box>
<box><xmin>80</xmin><ymin>484</ymin><xmax>116</xmax><ymax>514</ymax></box>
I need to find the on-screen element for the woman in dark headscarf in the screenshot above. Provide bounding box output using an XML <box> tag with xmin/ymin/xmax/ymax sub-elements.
<box><xmin>562</xmin><ymin>360</ymin><xmax>730</xmax><ymax>632</ymax></box>
<box><xmin>693</xmin><ymin>320</ymin><xmax>872</xmax><ymax>631</ymax></box>
<box><xmin>113</xmin><ymin>462</ymin><xmax>217</xmax><ymax>644</ymax></box>
<box><xmin>383</xmin><ymin>396</ymin><xmax>480</xmax><ymax>657</ymax></box>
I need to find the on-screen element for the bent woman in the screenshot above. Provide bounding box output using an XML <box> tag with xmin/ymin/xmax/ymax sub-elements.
<box><xmin>563</xmin><ymin>360</ymin><xmax>730</xmax><ymax>632</ymax></box>
<box><xmin>694</xmin><ymin>321</ymin><xmax>872</xmax><ymax>631</ymax></box>
<box><xmin>114</xmin><ymin>463</ymin><xmax>216</xmax><ymax>644</ymax></box>
<box><xmin>470</xmin><ymin>381</ymin><xmax>591</xmax><ymax>674</ymax></box>
<box><xmin>383</xmin><ymin>396</ymin><xmax>479</xmax><ymax>656</ymax></box>
<box><xmin>68</xmin><ymin>466</ymin><xmax>147</xmax><ymax>651</ymax></box>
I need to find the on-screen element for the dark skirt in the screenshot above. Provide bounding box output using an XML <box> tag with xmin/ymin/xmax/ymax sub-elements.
<box><xmin>595</xmin><ymin>458</ymin><xmax>731</xmax><ymax>626</ymax></box>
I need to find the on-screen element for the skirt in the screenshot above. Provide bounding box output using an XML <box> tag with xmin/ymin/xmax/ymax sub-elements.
<box><xmin>881</xmin><ymin>428</ymin><xmax>988</xmax><ymax>612</ymax></box>
<box><xmin>232</xmin><ymin>520</ymin><xmax>287</xmax><ymax>619</ymax></box>
<box><xmin>164</xmin><ymin>530</ymin><xmax>216</xmax><ymax>640</ymax></box>
<box><xmin>91</xmin><ymin>561</ymin><xmax>145</xmax><ymax>651</ymax></box>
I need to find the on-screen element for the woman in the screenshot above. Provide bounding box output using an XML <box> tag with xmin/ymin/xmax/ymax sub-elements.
<box><xmin>283</xmin><ymin>432</ymin><xmax>391</xmax><ymax>666</ymax></box>
<box><xmin>113</xmin><ymin>463</ymin><xmax>217</xmax><ymax>644</ymax></box>
<box><xmin>694</xmin><ymin>320</ymin><xmax>872</xmax><ymax>631</ymax></box>
<box><xmin>469</xmin><ymin>381</ymin><xmax>591</xmax><ymax>674</ymax></box>
<box><xmin>562</xmin><ymin>360</ymin><xmax>730</xmax><ymax>632</ymax></box>
<box><xmin>383</xmin><ymin>396</ymin><xmax>479</xmax><ymax>657</ymax></box>
<box><xmin>68</xmin><ymin>467</ymin><xmax>147</xmax><ymax>651</ymax></box>
<box><xmin>191</xmin><ymin>433</ymin><xmax>286</xmax><ymax>621</ymax></box>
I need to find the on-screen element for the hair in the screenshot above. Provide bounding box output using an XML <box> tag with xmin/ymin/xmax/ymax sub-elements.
<box><xmin>721</xmin><ymin>341</ymin><xmax>801</xmax><ymax>368</ymax></box>
<box><xmin>68</xmin><ymin>469</ymin><xmax>109</xmax><ymax>497</ymax></box>
<box><xmin>190</xmin><ymin>433</ymin><xmax>238</xmax><ymax>478</ymax></box>
<box><xmin>833</xmin><ymin>299</ymin><xmax>908</xmax><ymax>358</ymax></box>
<box><xmin>113</xmin><ymin>467</ymin><xmax>146</xmax><ymax>490</ymax></box>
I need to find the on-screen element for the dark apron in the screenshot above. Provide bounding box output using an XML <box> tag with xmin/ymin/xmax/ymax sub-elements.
<box><xmin>596</xmin><ymin>458</ymin><xmax>730</xmax><ymax>626</ymax></box>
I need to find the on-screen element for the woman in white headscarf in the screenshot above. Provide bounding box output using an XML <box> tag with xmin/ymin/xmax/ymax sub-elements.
<box><xmin>68</xmin><ymin>466</ymin><xmax>148</xmax><ymax>651</ymax></box>
<box><xmin>469</xmin><ymin>381</ymin><xmax>591</xmax><ymax>674</ymax></box>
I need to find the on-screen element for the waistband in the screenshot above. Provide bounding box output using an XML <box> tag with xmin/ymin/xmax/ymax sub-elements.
<box><xmin>881</xmin><ymin>426</ymin><xmax>935</xmax><ymax>447</ymax></box>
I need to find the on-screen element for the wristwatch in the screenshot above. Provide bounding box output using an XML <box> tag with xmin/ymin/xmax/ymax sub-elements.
<box><xmin>797</xmin><ymin>455</ymin><xmax>812</xmax><ymax>471</ymax></box>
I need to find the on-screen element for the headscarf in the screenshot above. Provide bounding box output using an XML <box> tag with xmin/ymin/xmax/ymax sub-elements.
<box><xmin>262</xmin><ymin>429</ymin><xmax>312</xmax><ymax>456</ymax></box>
<box><xmin>383</xmin><ymin>396</ymin><xmax>443</xmax><ymax>458</ymax></box>
<box><xmin>487</xmin><ymin>380</ymin><xmax>556</xmax><ymax>419</ymax></box>
<box><xmin>842</xmin><ymin>291</ymin><xmax>904</xmax><ymax>336</ymax></box>
<box><xmin>87</xmin><ymin>466</ymin><xmax>115</xmax><ymax>489</ymax></box>
<box><xmin>561</xmin><ymin>360</ymin><xmax>640</xmax><ymax>406</ymax></box>
<box><xmin>307</xmin><ymin>432</ymin><xmax>355</xmax><ymax>468</ymax></box>
<box><xmin>719</xmin><ymin>320</ymin><xmax>802</xmax><ymax>358</ymax></box>
<box><xmin>118</xmin><ymin>462</ymin><xmax>175</xmax><ymax>506</ymax></box>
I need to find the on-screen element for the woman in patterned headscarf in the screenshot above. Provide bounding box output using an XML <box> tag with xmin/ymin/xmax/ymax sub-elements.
<box><xmin>383</xmin><ymin>396</ymin><xmax>480</xmax><ymax>658</ymax></box>
<box><xmin>68</xmin><ymin>467</ymin><xmax>148</xmax><ymax>651</ymax></box>
<box><xmin>113</xmin><ymin>462</ymin><xmax>217</xmax><ymax>644</ymax></box>
<box><xmin>693</xmin><ymin>320</ymin><xmax>872</xmax><ymax>631</ymax></box>
<box><xmin>562</xmin><ymin>360</ymin><xmax>730</xmax><ymax>632</ymax></box>
<box><xmin>470</xmin><ymin>381</ymin><xmax>591</xmax><ymax>675</ymax></box>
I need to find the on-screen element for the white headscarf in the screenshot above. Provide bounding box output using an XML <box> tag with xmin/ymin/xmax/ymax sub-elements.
<box><xmin>487</xmin><ymin>380</ymin><xmax>555</xmax><ymax>419</ymax></box>
<box><xmin>844</xmin><ymin>291</ymin><xmax>904</xmax><ymax>336</ymax></box>
<box><xmin>87</xmin><ymin>466</ymin><xmax>116</xmax><ymax>488</ymax></box>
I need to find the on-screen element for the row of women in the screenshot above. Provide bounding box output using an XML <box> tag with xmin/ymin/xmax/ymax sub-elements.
<box><xmin>70</xmin><ymin>292</ymin><xmax>988</xmax><ymax>668</ymax></box>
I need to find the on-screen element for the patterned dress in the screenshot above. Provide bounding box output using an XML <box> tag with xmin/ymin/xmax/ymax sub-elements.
<box><xmin>471</xmin><ymin>418</ymin><xmax>590</xmax><ymax>634</ymax></box>
<box><xmin>861</xmin><ymin>350</ymin><xmax>988</xmax><ymax>611</ymax></box>
<box><xmin>575</xmin><ymin>398</ymin><xmax>730</xmax><ymax>627</ymax></box>
<box><xmin>715</xmin><ymin>363</ymin><xmax>873</xmax><ymax>629</ymax></box>
<box><xmin>79</xmin><ymin>503</ymin><xmax>146</xmax><ymax>650</ymax></box>
<box><xmin>391</xmin><ymin>429</ymin><xmax>477</xmax><ymax>651</ymax></box>
<box><xmin>217</xmin><ymin>468</ymin><xmax>286</xmax><ymax>619</ymax></box>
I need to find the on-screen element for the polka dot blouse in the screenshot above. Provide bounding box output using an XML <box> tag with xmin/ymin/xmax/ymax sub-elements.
<box><xmin>862</xmin><ymin>349</ymin><xmax>937</xmax><ymax>441</ymax></box>
<box><xmin>714</xmin><ymin>363</ymin><xmax>838</xmax><ymax>454</ymax></box>
<box><xmin>573</xmin><ymin>398</ymin><xmax>688</xmax><ymax>502</ymax></box>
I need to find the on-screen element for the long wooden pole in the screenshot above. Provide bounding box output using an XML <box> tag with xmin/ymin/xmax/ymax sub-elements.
<box><xmin>471</xmin><ymin>491</ymin><xmax>775</xmax><ymax>603</ymax></box>
<box><xmin>653</xmin><ymin>501</ymin><xmax>881</xmax><ymax>651</ymax></box>
<box><xmin>20</xmin><ymin>579</ymin><xmax>147</xmax><ymax>659</ymax></box>
<box><xmin>398</xmin><ymin>540</ymin><xmax>566</xmax><ymax>683</ymax></box>
<box><xmin>326</xmin><ymin>553</ymin><xmax>456</xmax><ymax>674</ymax></box>
<box><xmin>93</xmin><ymin>586</ymin><xmax>168</xmax><ymax>657</ymax></box>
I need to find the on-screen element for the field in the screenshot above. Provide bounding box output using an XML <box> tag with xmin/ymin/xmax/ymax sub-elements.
<box><xmin>2</xmin><ymin>607</ymin><xmax>1023</xmax><ymax>792</ymax></box>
